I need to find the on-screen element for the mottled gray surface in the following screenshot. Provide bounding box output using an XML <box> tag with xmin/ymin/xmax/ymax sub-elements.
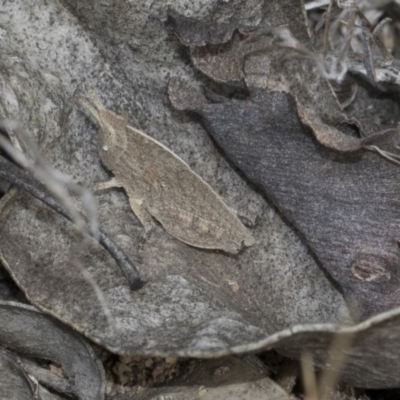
<box><xmin>167</xmin><ymin>0</ymin><xmax>345</xmax><ymax>123</ymax></box>
<box><xmin>0</xmin><ymin>189</ymin><xmax>320</xmax><ymax>355</ymax></box>
<box><xmin>6</xmin><ymin>0</ymin><xmax>400</xmax><ymax>389</ymax></box>
<box><xmin>4</xmin><ymin>188</ymin><xmax>400</xmax><ymax>388</ymax></box>
<box><xmin>0</xmin><ymin>0</ymin><xmax>348</xmax><ymax>336</ymax></box>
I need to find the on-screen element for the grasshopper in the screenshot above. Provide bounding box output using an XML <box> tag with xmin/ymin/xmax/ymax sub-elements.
<box><xmin>76</xmin><ymin>85</ymin><xmax>254</xmax><ymax>254</ymax></box>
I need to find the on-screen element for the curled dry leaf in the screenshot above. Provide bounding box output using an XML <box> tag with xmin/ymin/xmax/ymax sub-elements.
<box><xmin>298</xmin><ymin>106</ymin><xmax>400</xmax><ymax>160</ymax></box>
<box><xmin>296</xmin><ymin>107</ymin><xmax>363</xmax><ymax>152</ymax></box>
<box><xmin>0</xmin><ymin>301</ymin><xmax>105</xmax><ymax>400</ymax></box>
<box><xmin>165</xmin><ymin>4</ymin><xmax>344</xmax><ymax>123</ymax></box>
<box><xmin>167</xmin><ymin>6</ymin><xmax>400</xmax><ymax>128</ymax></box>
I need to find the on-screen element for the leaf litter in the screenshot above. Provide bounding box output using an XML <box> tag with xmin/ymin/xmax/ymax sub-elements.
<box><xmin>2</xmin><ymin>0</ymin><xmax>400</xmax><ymax>394</ymax></box>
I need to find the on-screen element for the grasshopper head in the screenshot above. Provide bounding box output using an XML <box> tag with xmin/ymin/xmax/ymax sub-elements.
<box><xmin>75</xmin><ymin>84</ymin><xmax>128</xmax><ymax>167</ymax></box>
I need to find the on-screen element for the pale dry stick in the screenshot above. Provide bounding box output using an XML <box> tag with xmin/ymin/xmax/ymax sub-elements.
<box><xmin>371</xmin><ymin>17</ymin><xmax>393</xmax><ymax>65</ymax></box>
<box><xmin>301</xmin><ymin>353</ymin><xmax>319</xmax><ymax>400</ymax></box>
<box><xmin>299</xmin><ymin>296</ymin><xmax>359</xmax><ymax>400</ymax></box>
<box><xmin>22</xmin><ymin>359</ymin><xmax>74</xmax><ymax>398</ymax></box>
<box><xmin>0</xmin><ymin>120</ymin><xmax>144</xmax><ymax>288</ymax></box>
<box><xmin>28</xmin><ymin>374</ymin><xmax>40</xmax><ymax>400</ymax></box>
<box><xmin>314</xmin><ymin>0</ymin><xmax>349</xmax><ymax>48</ymax></box>
<box><xmin>362</xmin><ymin>145</ymin><xmax>400</xmax><ymax>166</ymax></box>
<box><xmin>0</xmin><ymin>120</ymin><xmax>96</xmax><ymax>238</ymax></box>
<box><xmin>0</xmin><ymin>151</ymin><xmax>144</xmax><ymax>290</ymax></box>
<box><xmin>241</xmin><ymin>25</ymin><xmax>311</xmax><ymax>76</ymax></box>
<box><xmin>336</xmin><ymin>5</ymin><xmax>357</xmax><ymax>67</ymax></box>
<box><xmin>318</xmin><ymin>332</ymin><xmax>354</xmax><ymax>400</ymax></box>
<box><xmin>242</xmin><ymin>27</ymin><xmax>349</xmax><ymax>82</ymax></box>
<box><xmin>300</xmin><ymin>331</ymin><xmax>354</xmax><ymax>400</ymax></box>
<box><xmin>337</xmin><ymin>0</ymin><xmax>354</xmax><ymax>7</ymax></box>
<box><xmin>305</xmin><ymin>0</ymin><xmax>330</xmax><ymax>10</ymax></box>
<box><xmin>0</xmin><ymin>160</ymin><xmax>132</xmax><ymax>336</ymax></box>
<box><xmin>356</xmin><ymin>11</ymin><xmax>393</xmax><ymax>64</ymax></box>
<box><xmin>348</xmin><ymin>8</ymin><xmax>393</xmax><ymax>92</ymax></box>
<box><xmin>246</xmin><ymin>7</ymin><xmax>396</xmax><ymax>88</ymax></box>
<box><xmin>316</xmin><ymin>2</ymin><xmax>355</xmax><ymax>80</ymax></box>
<box><xmin>312</xmin><ymin>1</ymin><xmax>393</xmax><ymax>86</ymax></box>
<box><xmin>359</xmin><ymin>15</ymin><xmax>379</xmax><ymax>86</ymax></box>
<box><xmin>323</xmin><ymin>0</ymin><xmax>334</xmax><ymax>57</ymax></box>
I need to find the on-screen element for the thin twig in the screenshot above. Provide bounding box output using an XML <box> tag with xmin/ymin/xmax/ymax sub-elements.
<box><xmin>0</xmin><ymin>155</ymin><xmax>145</xmax><ymax>290</ymax></box>
<box><xmin>323</xmin><ymin>0</ymin><xmax>334</xmax><ymax>57</ymax></box>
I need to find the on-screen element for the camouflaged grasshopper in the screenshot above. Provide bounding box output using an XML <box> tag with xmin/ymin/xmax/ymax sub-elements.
<box><xmin>76</xmin><ymin>85</ymin><xmax>254</xmax><ymax>254</ymax></box>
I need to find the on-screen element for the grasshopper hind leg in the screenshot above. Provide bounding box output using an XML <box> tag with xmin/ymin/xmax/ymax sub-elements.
<box><xmin>128</xmin><ymin>196</ymin><xmax>153</xmax><ymax>233</ymax></box>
